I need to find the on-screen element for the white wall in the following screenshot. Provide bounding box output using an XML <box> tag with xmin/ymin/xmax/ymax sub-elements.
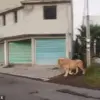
<box><xmin>89</xmin><ymin>16</ymin><xmax>100</xmax><ymax>25</ymax></box>
<box><xmin>0</xmin><ymin>0</ymin><xmax>22</xmax><ymax>10</ymax></box>
<box><xmin>18</xmin><ymin>9</ymin><xmax>24</xmax><ymax>21</ymax></box>
<box><xmin>0</xmin><ymin>3</ymin><xmax>72</xmax><ymax>37</ymax></box>
<box><xmin>23</xmin><ymin>3</ymin><xmax>70</xmax><ymax>34</ymax></box>
<box><xmin>6</xmin><ymin>12</ymin><xmax>14</xmax><ymax>25</ymax></box>
<box><xmin>83</xmin><ymin>15</ymin><xmax>100</xmax><ymax>26</ymax></box>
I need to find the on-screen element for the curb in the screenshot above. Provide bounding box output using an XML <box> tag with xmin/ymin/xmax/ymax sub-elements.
<box><xmin>0</xmin><ymin>72</ymin><xmax>45</xmax><ymax>82</ymax></box>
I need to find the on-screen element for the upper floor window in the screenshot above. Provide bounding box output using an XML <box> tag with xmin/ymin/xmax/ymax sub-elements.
<box><xmin>43</xmin><ymin>5</ymin><xmax>57</xmax><ymax>20</ymax></box>
<box><xmin>3</xmin><ymin>15</ymin><xmax>6</xmax><ymax>26</ymax></box>
<box><xmin>0</xmin><ymin>16</ymin><xmax>3</xmax><ymax>26</ymax></box>
<box><xmin>14</xmin><ymin>11</ymin><xmax>18</xmax><ymax>23</ymax></box>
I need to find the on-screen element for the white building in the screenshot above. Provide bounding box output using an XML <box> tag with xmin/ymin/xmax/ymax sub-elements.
<box><xmin>89</xmin><ymin>15</ymin><xmax>100</xmax><ymax>25</ymax></box>
<box><xmin>0</xmin><ymin>0</ymin><xmax>73</xmax><ymax>66</ymax></box>
<box><xmin>83</xmin><ymin>15</ymin><xmax>100</xmax><ymax>26</ymax></box>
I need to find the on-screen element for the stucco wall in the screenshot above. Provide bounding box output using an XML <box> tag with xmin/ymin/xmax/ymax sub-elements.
<box><xmin>0</xmin><ymin>3</ymin><xmax>72</xmax><ymax>38</ymax></box>
<box><xmin>6</xmin><ymin>12</ymin><xmax>14</xmax><ymax>25</ymax></box>
<box><xmin>90</xmin><ymin>16</ymin><xmax>100</xmax><ymax>25</ymax></box>
<box><xmin>84</xmin><ymin>15</ymin><xmax>100</xmax><ymax>25</ymax></box>
<box><xmin>18</xmin><ymin>9</ymin><xmax>24</xmax><ymax>22</ymax></box>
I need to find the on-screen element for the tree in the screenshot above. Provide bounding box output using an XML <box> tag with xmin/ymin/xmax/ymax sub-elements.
<box><xmin>77</xmin><ymin>24</ymin><xmax>100</xmax><ymax>56</ymax></box>
<box><xmin>78</xmin><ymin>24</ymin><xmax>100</xmax><ymax>41</ymax></box>
<box><xmin>73</xmin><ymin>35</ymin><xmax>86</xmax><ymax>62</ymax></box>
<box><xmin>73</xmin><ymin>24</ymin><xmax>100</xmax><ymax>66</ymax></box>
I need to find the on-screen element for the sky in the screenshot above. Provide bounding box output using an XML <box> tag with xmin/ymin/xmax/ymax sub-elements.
<box><xmin>73</xmin><ymin>0</ymin><xmax>100</xmax><ymax>38</ymax></box>
<box><xmin>0</xmin><ymin>0</ymin><xmax>100</xmax><ymax>39</ymax></box>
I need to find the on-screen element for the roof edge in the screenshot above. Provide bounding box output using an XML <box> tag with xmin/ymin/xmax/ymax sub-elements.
<box><xmin>0</xmin><ymin>6</ymin><xmax>24</xmax><ymax>16</ymax></box>
<box><xmin>0</xmin><ymin>0</ymin><xmax>71</xmax><ymax>15</ymax></box>
<box><xmin>21</xmin><ymin>0</ymin><xmax>71</xmax><ymax>5</ymax></box>
<box><xmin>0</xmin><ymin>34</ymin><xmax>66</xmax><ymax>42</ymax></box>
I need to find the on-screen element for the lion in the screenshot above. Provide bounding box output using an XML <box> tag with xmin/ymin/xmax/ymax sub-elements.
<box><xmin>58</xmin><ymin>58</ymin><xmax>86</xmax><ymax>77</ymax></box>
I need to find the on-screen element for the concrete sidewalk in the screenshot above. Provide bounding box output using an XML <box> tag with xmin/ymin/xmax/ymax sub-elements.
<box><xmin>0</xmin><ymin>65</ymin><xmax>62</xmax><ymax>81</ymax></box>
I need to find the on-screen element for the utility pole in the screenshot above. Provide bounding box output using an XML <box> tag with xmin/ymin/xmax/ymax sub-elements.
<box><xmin>71</xmin><ymin>0</ymin><xmax>74</xmax><ymax>59</ymax></box>
<box><xmin>86</xmin><ymin>0</ymin><xmax>91</xmax><ymax>67</ymax></box>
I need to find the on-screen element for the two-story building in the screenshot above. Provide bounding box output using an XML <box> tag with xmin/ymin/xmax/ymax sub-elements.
<box><xmin>0</xmin><ymin>0</ymin><xmax>73</xmax><ymax>66</ymax></box>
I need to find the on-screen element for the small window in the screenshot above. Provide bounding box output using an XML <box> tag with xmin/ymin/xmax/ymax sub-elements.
<box><xmin>0</xmin><ymin>16</ymin><xmax>3</xmax><ymax>26</ymax></box>
<box><xmin>14</xmin><ymin>11</ymin><xmax>18</xmax><ymax>23</ymax></box>
<box><xmin>3</xmin><ymin>15</ymin><xmax>6</xmax><ymax>26</ymax></box>
<box><xmin>43</xmin><ymin>5</ymin><xmax>57</xmax><ymax>19</ymax></box>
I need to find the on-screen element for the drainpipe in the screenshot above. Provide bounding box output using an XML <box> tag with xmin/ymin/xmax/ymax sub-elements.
<box><xmin>66</xmin><ymin>1</ymin><xmax>70</xmax><ymax>58</ymax></box>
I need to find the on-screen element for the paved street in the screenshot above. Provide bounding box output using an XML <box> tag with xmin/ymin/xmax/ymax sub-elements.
<box><xmin>0</xmin><ymin>74</ymin><xmax>99</xmax><ymax>100</ymax></box>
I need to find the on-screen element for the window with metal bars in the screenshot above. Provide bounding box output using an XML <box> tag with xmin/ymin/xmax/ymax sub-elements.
<box><xmin>43</xmin><ymin>5</ymin><xmax>57</xmax><ymax>20</ymax></box>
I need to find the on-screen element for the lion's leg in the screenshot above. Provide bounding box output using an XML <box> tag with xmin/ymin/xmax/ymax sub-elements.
<box><xmin>64</xmin><ymin>69</ymin><xmax>69</xmax><ymax>77</ymax></box>
<box><xmin>69</xmin><ymin>68</ymin><xmax>78</xmax><ymax>75</ymax></box>
<box><xmin>78</xmin><ymin>64</ymin><xmax>85</xmax><ymax>75</ymax></box>
<box><xmin>69</xmin><ymin>70</ymin><xmax>74</xmax><ymax>75</ymax></box>
<box><xmin>74</xmin><ymin>67</ymin><xmax>78</xmax><ymax>75</ymax></box>
<box><xmin>79</xmin><ymin>67</ymin><xmax>85</xmax><ymax>74</ymax></box>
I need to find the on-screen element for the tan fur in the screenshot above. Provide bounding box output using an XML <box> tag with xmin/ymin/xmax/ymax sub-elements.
<box><xmin>58</xmin><ymin>58</ymin><xmax>86</xmax><ymax>77</ymax></box>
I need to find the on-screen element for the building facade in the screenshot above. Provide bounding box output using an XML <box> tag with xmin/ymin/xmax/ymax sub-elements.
<box><xmin>0</xmin><ymin>0</ymin><xmax>73</xmax><ymax>66</ymax></box>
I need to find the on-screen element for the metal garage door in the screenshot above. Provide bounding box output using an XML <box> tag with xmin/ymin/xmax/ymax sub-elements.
<box><xmin>0</xmin><ymin>43</ymin><xmax>4</xmax><ymax>64</ymax></box>
<box><xmin>36</xmin><ymin>39</ymin><xmax>66</xmax><ymax>65</ymax></box>
<box><xmin>9</xmin><ymin>40</ymin><xmax>31</xmax><ymax>63</ymax></box>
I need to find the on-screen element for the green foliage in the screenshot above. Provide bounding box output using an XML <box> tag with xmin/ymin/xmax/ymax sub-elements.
<box><xmin>77</xmin><ymin>24</ymin><xmax>100</xmax><ymax>50</ymax></box>
<box><xmin>78</xmin><ymin>24</ymin><xmax>100</xmax><ymax>40</ymax></box>
<box><xmin>84</xmin><ymin>64</ymin><xmax>100</xmax><ymax>87</ymax></box>
<box><xmin>75</xmin><ymin>24</ymin><xmax>100</xmax><ymax>58</ymax></box>
<box><xmin>77</xmin><ymin>24</ymin><xmax>100</xmax><ymax>87</ymax></box>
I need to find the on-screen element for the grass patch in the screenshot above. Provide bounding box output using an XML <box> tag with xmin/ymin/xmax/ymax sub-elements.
<box><xmin>84</xmin><ymin>64</ymin><xmax>100</xmax><ymax>88</ymax></box>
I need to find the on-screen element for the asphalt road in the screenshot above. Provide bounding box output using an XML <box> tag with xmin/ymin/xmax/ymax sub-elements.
<box><xmin>0</xmin><ymin>74</ymin><xmax>98</xmax><ymax>100</ymax></box>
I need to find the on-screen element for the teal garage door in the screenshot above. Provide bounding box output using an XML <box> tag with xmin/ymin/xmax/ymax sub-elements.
<box><xmin>36</xmin><ymin>39</ymin><xmax>66</xmax><ymax>65</ymax></box>
<box><xmin>0</xmin><ymin>43</ymin><xmax>4</xmax><ymax>64</ymax></box>
<box><xmin>9</xmin><ymin>40</ymin><xmax>31</xmax><ymax>63</ymax></box>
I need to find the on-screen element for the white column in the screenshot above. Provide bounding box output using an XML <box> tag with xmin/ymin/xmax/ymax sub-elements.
<box><xmin>31</xmin><ymin>38</ymin><xmax>35</xmax><ymax>66</ymax></box>
<box><xmin>68</xmin><ymin>33</ymin><xmax>72</xmax><ymax>59</ymax></box>
<box><xmin>4</xmin><ymin>40</ymin><xmax>9</xmax><ymax>66</ymax></box>
<box><xmin>66</xmin><ymin>3</ymin><xmax>71</xmax><ymax>59</ymax></box>
<box><xmin>66</xmin><ymin>34</ymin><xmax>69</xmax><ymax>58</ymax></box>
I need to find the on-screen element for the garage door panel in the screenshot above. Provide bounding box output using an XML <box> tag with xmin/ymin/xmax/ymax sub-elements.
<box><xmin>36</xmin><ymin>39</ymin><xmax>66</xmax><ymax>65</ymax></box>
<box><xmin>9</xmin><ymin>40</ymin><xmax>31</xmax><ymax>63</ymax></box>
